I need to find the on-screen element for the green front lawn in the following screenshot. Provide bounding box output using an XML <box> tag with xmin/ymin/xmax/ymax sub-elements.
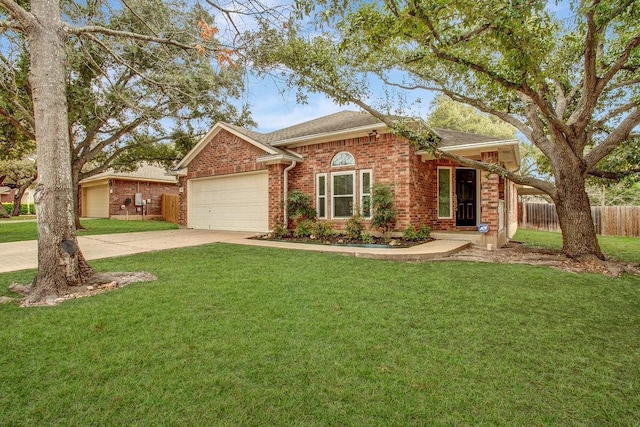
<box><xmin>1</xmin><ymin>244</ymin><xmax>638</xmax><ymax>425</ymax></box>
<box><xmin>514</xmin><ymin>229</ymin><xmax>640</xmax><ymax>263</ymax></box>
<box><xmin>0</xmin><ymin>218</ymin><xmax>178</xmax><ymax>243</ymax></box>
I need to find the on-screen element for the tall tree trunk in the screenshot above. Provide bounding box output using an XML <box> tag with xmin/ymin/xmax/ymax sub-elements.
<box><xmin>552</xmin><ymin>165</ymin><xmax>604</xmax><ymax>260</ymax></box>
<box><xmin>26</xmin><ymin>0</ymin><xmax>93</xmax><ymax>303</ymax></box>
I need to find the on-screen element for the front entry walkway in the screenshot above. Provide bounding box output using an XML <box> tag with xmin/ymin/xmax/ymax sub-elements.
<box><xmin>0</xmin><ymin>229</ymin><xmax>471</xmax><ymax>273</ymax></box>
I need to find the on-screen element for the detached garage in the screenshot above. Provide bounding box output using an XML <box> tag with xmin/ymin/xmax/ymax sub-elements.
<box><xmin>82</xmin><ymin>183</ymin><xmax>110</xmax><ymax>218</ymax></box>
<box><xmin>188</xmin><ymin>171</ymin><xmax>268</xmax><ymax>232</ymax></box>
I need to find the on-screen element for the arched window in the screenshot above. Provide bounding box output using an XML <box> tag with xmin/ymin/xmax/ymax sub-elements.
<box><xmin>331</xmin><ymin>151</ymin><xmax>355</xmax><ymax>167</ymax></box>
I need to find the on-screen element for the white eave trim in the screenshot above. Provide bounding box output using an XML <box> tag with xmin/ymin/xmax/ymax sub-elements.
<box><xmin>167</xmin><ymin>168</ymin><xmax>187</xmax><ymax>177</ymax></box>
<box><xmin>176</xmin><ymin>122</ymin><xmax>277</xmax><ymax>169</ymax></box>
<box><xmin>270</xmin><ymin>123</ymin><xmax>386</xmax><ymax>148</ymax></box>
<box><xmin>79</xmin><ymin>175</ymin><xmax>177</xmax><ymax>185</ymax></box>
<box><xmin>256</xmin><ymin>153</ymin><xmax>304</xmax><ymax>165</ymax></box>
<box><xmin>416</xmin><ymin>139</ymin><xmax>519</xmax><ymax>156</ymax></box>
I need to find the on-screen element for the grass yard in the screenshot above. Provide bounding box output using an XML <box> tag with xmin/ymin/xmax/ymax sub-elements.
<box><xmin>514</xmin><ymin>229</ymin><xmax>640</xmax><ymax>263</ymax></box>
<box><xmin>0</xmin><ymin>218</ymin><xmax>178</xmax><ymax>243</ymax></box>
<box><xmin>1</xmin><ymin>244</ymin><xmax>639</xmax><ymax>425</ymax></box>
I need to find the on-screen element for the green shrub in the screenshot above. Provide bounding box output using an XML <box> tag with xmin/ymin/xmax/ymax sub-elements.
<box><xmin>402</xmin><ymin>224</ymin><xmax>431</xmax><ymax>241</ymax></box>
<box><xmin>287</xmin><ymin>190</ymin><xmax>317</xmax><ymax>223</ymax></box>
<box><xmin>1</xmin><ymin>203</ymin><xmax>35</xmax><ymax>216</ymax></box>
<box><xmin>345</xmin><ymin>213</ymin><xmax>365</xmax><ymax>240</ymax></box>
<box><xmin>270</xmin><ymin>222</ymin><xmax>288</xmax><ymax>239</ymax></box>
<box><xmin>402</xmin><ymin>224</ymin><xmax>419</xmax><ymax>241</ymax></box>
<box><xmin>311</xmin><ymin>221</ymin><xmax>334</xmax><ymax>239</ymax></box>
<box><xmin>361</xmin><ymin>233</ymin><xmax>374</xmax><ymax>244</ymax></box>
<box><xmin>370</xmin><ymin>184</ymin><xmax>396</xmax><ymax>236</ymax></box>
<box><xmin>294</xmin><ymin>219</ymin><xmax>315</xmax><ymax>238</ymax></box>
<box><xmin>417</xmin><ymin>224</ymin><xmax>431</xmax><ymax>239</ymax></box>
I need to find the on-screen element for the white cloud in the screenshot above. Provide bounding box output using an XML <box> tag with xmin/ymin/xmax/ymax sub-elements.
<box><xmin>250</xmin><ymin>92</ymin><xmax>355</xmax><ymax>133</ymax></box>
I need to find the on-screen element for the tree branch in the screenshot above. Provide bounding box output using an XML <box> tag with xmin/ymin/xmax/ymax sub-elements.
<box><xmin>0</xmin><ymin>0</ymin><xmax>35</xmax><ymax>30</ymax></box>
<box><xmin>585</xmin><ymin>109</ymin><xmax>640</xmax><ymax>168</ymax></box>
<box><xmin>588</xmin><ymin>168</ymin><xmax>640</xmax><ymax>181</ymax></box>
<box><xmin>0</xmin><ymin>105</ymin><xmax>35</xmax><ymax>140</ymax></box>
<box><xmin>65</xmin><ymin>24</ymin><xmax>195</xmax><ymax>51</ymax></box>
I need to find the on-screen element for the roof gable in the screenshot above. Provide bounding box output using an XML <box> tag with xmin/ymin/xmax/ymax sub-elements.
<box><xmin>176</xmin><ymin>123</ymin><xmax>280</xmax><ymax>169</ymax></box>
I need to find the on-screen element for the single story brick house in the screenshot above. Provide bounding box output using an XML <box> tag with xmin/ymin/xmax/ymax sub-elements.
<box><xmin>79</xmin><ymin>163</ymin><xmax>179</xmax><ymax>220</ymax></box>
<box><xmin>173</xmin><ymin>111</ymin><xmax>520</xmax><ymax>247</ymax></box>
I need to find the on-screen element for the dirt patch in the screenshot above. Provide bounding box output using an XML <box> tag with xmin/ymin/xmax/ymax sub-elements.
<box><xmin>435</xmin><ymin>241</ymin><xmax>640</xmax><ymax>276</ymax></box>
<box><xmin>9</xmin><ymin>272</ymin><xmax>156</xmax><ymax>307</ymax></box>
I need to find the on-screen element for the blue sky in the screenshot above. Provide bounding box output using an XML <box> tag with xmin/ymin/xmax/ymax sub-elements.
<box><xmin>230</xmin><ymin>0</ymin><xmax>575</xmax><ymax>134</ymax></box>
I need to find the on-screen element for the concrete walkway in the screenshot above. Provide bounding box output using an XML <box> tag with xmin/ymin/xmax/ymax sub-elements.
<box><xmin>0</xmin><ymin>229</ymin><xmax>471</xmax><ymax>273</ymax></box>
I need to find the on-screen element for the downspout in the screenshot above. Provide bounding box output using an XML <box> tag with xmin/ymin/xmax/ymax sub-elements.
<box><xmin>283</xmin><ymin>161</ymin><xmax>297</xmax><ymax>227</ymax></box>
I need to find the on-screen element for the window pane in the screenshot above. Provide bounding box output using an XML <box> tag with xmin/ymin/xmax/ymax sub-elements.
<box><xmin>318</xmin><ymin>196</ymin><xmax>326</xmax><ymax>218</ymax></box>
<box><xmin>334</xmin><ymin>175</ymin><xmax>353</xmax><ymax>195</ymax></box>
<box><xmin>438</xmin><ymin>169</ymin><xmax>451</xmax><ymax>218</ymax></box>
<box><xmin>331</xmin><ymin>152</ymin><xmax>355</xmax><ymax>167</ymax></box>
<box><xmin>334</xmin><ymin>197</ymin><xmax>352</xmax><ymax>217</ymax></box>
<box><xmin>318</xmin><ymin>176</ymin><xmax>325</xmax><ymax>196</ymax></box>
<box><xmin>362</xmin><ymin>172</ymin><xmax>370</xmax><ymax>192</ymax></box>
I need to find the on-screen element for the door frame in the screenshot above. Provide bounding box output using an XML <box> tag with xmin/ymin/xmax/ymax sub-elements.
<box><xmin>455</xmin><ymin>168</ymin><xmax>479</xmax><ymax>227</ymax></box>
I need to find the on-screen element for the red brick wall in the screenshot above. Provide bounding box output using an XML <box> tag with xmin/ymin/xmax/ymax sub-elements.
<box><xmin>177</xmin><ymin>129</ymin><xmax>270</xmax><ymax>226</ymax></box>
<box><xmin>110</xmin><ymin>179</ymin><xmax>179</xmax><ymax>217</ymax></box>
<box><xmin>269</xmin><ymin>163</ymin><xmax>286</xmax><ymax>229</ymax></box>
<box><xmin>287</xmin><ymin>133</ymin><xmax>415</xmax><ymax>231</ymax></box>
<box><xmin>480</xmin><ymin>151</ymin><xmax>500</xmax><ymax>238</ymax></box>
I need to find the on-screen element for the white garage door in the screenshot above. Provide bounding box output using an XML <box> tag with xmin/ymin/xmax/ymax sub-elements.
<box><xmin>188</xmin><ymin>172</ymin><xmax>268</xmax><ymax>232</ymax></box>
<box><xmin>83</xmin><ymin>184</ymin><xmax>109</xmax><ymax>218</ymax></box>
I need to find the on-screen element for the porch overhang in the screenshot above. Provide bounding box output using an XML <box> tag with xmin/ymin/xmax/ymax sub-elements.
<box><xmin>417</xmin><ymin>139</ymin><xmax>520</xmax><ymax>172</ymax></box>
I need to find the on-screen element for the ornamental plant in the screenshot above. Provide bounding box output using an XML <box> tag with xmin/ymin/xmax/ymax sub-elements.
<box><xmin>370</xmin><ymin>184</ymin><xmax>396</xmax><ymax>237</ymax></box>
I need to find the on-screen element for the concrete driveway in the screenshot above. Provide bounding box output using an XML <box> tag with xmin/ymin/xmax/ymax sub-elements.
<box><xmin>0</xmin><ymin>229</ymin><xmax>254</xmax><ymax>273</ymax></box>
<box><xmin>0</xmin><ymin>228</ymin><xmax>471</xmax><ymax>274</ymax></box>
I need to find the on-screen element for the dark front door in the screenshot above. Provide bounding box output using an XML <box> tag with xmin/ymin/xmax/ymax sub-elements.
<box><xmin>456</xmin><ymin>169</ymin><xmax>476</xmax><ymax>227</ymax></box>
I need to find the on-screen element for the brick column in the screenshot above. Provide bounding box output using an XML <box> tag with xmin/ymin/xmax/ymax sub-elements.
<box><xmin>268</xmin><ymin>164</ymin><xmax>286</xmax><ymax>229</ymax></box>
<box><xmin>178</xmin><ymin>176</ymin><xmax>187</xmax><ymax>226</ymax></box>
<box><xmin>480</xmin><ymin>151</ymin><xmax>499</xmax><ymax>240</ymax></box>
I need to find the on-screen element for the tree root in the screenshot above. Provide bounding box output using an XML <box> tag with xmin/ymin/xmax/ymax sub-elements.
<box><xmin>13</xmin><ymin>271</ymin><xmax>156</xmax><ymax>307</ymax></box>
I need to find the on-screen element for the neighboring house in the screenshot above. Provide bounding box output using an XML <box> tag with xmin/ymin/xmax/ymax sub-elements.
<box><xmin>79</xmin><ymin>163</ymin><xmax>179</xmax><ymax>220</ymax></box>
<box><xmin>0</xmin><ymin>186</ymin><xmax>13</xmax><ymax>203</ymax></box>
<box><xmin>173</xmin><ymin>111</ymin><xmax>521</xmax><ymax>247</ymax></box>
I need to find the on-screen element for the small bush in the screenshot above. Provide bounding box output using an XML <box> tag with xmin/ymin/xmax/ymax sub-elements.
<box><xmin>402</xmin><ymin>224</ymin><xmax>431</xmax><ymax>241</ymax></box>
<box><xmin>294</xmin><ymin>219</ymin><xmax>315</xmax><ymax>238</ymax></box>
<box><xmin>1</xmin><ymin>203</ymin><xmax>35</xmax><ymax>216</ymax></box>
<box><xmin>370</xmin><ymin>184</ymin><xmax>396</xmax><ymax>236</ymax></box>
<box><xmin>270</xmin><ymin>222</ymin><xmax>288</xmax><ymax>239</ymax></box>
<box><xmin>402</xmin><ymin>224</ymin><xmax>419</xmax><ymax>241</ymax></box>
<box><xmin>361</xmin><ymin>233</ymin><xmax>374</xmax><ymax>244</ymax></box>
<box><xmin>418</xmin><ymin>224</ymin><xmax>431</xmax><ymax>239</ymax></box>
<box><xmin>345</xmin><ymin>213</ymin><xmax>365</xmax><ymax>240</ymax></box>
<box><xmin>311</xmin><ymin>221</ymin><xmax>334</xmax><ymax>239</ymax></box>
<box><xmin>287</xmin><ymin>190</ymin><xmax>317</xmax><ymax>222</ymax></box>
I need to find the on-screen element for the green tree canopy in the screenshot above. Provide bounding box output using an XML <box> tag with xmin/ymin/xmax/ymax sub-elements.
<box><xmin>253</xmin><ymin>0</ymin><xmax>640</xmax><ymax>260</ymax></box>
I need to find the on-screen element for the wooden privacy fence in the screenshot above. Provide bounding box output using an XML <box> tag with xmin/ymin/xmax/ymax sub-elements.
<box><xmin>519</xmin><ymin>202</ymin><xmax>640</xmax><ymax>237</ymax></box>
<box><xmin>162</xmin><ymin>194</ymin><xmax>179</xmax><ymax>224</ymax></box>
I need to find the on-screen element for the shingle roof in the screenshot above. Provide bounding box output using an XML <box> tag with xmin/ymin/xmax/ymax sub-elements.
<box><xmin>81</xmin><ymin>163</ymin><xmax>176</xmax><ymax>183</ymax></box>
<box><xmin>222</xmin><ymin>111</ymin><xmax>513</xmax><ymax>148</ymax></box>
<box><xmin>434</xmin><ymin>128</ymin><xmax>515</xmax><ymax>148</ymax></box>
<box><xmin>262</xmin><ymin>111</ymin><xmax>383</xmax><ymax>144</ymax></box>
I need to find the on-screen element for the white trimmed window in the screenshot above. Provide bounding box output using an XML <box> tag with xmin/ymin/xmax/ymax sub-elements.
<box><xmin>437</xmin><ymin>167</ymin><xmax>452</xmax><ymax>219</ymax></box>
<box><xmin>316</xmin><ymin>173</ymin><xmax>327</xmax><ymax>219</ymax></box>
<box><xmin>359</xmin><ymin>169</ymin><xmax>372</xmax><ymax>218</ymax></box>
<box><xmin>331</xmin><ymin>151</ymin><xmax>355</xmax><ymax>167</ymax></box>
<box><xmin>332</xmin><ymin>171</ymin><xmax>355</xmax><ymax>218</ymax></box>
